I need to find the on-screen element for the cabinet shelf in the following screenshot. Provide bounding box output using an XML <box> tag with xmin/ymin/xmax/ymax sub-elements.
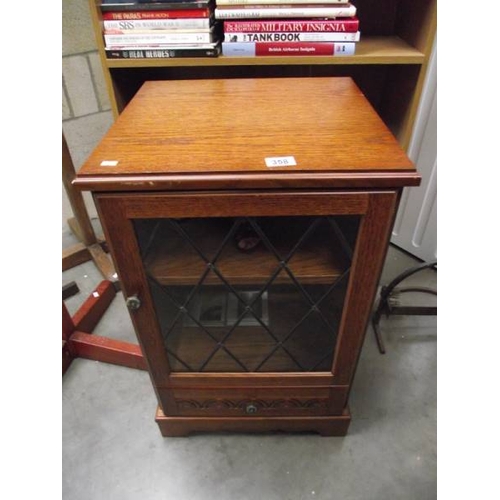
<box><xmin>106</xmin><ymin>36</ymin><xmax>424</xmax><ymax>68</ymax></box>
<box><xmin>143</xmin><ymin>217</ymin><xmax>352</xmax><ymax>286</ymax></box>
<box><xmin>166</xmin><ymin>321</ymin><xmax>337</xmax><ymax>372</ymax></box>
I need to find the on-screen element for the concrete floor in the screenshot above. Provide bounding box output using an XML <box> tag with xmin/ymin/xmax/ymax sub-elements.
<box><xmin>62</xmin><ymin>222</ymin><xmax>436</xmax><ymax>500</ymax></box>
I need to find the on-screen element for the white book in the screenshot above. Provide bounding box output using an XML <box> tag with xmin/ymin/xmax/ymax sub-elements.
<box><xmin>106</xmin><ymin>42</ymin><xmax>220</xmax><ymax>50</ymax></box>
<box><xmin>103</xmin><ymin>18</ymin><xmax>212</xmax><ymax>30</ymax></box>
<box><xmin>104</xmin><ymin>31</ymin><xmax>215</xmax><ymax>46</ymax></box>
<box><xmin>215</xmin><ymin>4</ymin><xmax>357</xmax><ymax>19</ymax></box>
<box><xmin>105</xmin><ymin>28</ymin><xmax>213</xmax><ymax>34</ymax></box>
<box><xmin>224</xmin><ymin>31</ymin><xmax>360</xmax><ymax>42</ymax></box>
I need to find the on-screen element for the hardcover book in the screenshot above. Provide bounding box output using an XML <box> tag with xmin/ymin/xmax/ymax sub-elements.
<box><xmin>221</xmin><ymin>41</ymin><xmax>356</xmax><ymax>56</ymax></box>
<box><xmin>105</xmin><ymin>43</ymin><xmax>221</xmax><ymax>58</ymax></box>
<box><xmin>215</xmin><ymin>4</ymin><xmax>356</xmax><ymax>19</ymax></box>
<box><xmin>101</xmin><ymin>0</ymin><xmax>214</xmax><ymax>11</ymax></box>
<box><xmin>103</xmin><ymin>17</ymin><xmax>213</xmax><ymax>29</ymax></box>
<box><xmin>102</xmin><ymin>9</ymin><xmax>213</xmax><ymax>19</ymax></box>
<box><xmin>223</xmin><ymin>18</ymin><xmax>359</xmax><ymax>33</ymax></box>
<box><xmin>104</xmin><ymin>30</ymin><xmax>216</xmax><ymax>46</ymax></box>
<box><xmin>224</xmin><ymin>31</ymin><xmax>360</xmax><ymax>42</ymax></box>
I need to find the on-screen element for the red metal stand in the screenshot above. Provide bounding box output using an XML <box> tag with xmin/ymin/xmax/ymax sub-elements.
<box><xmin>62</xmin><ymin>280</ymin><xmax>147</xmax><ymax>375</ymax></box>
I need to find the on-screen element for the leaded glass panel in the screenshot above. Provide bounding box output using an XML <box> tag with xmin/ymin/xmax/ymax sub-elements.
<box><xmin>133</xmin><ymin>215</ymin><xmax>360</xmax><ymax>372</ymax></box>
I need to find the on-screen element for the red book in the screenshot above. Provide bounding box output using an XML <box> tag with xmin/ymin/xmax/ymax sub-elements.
<box><xmin>223</xmin><ymin>17</ymin><xmax>359</xmax><ymax>33</ymax></box>
<box><xmin>102</xmin><ymin>9</ymin><xmax>213</xmax><ymax>20</ymax></box>
<box><xmin>221</xmin><ymin>41</ymin><xmax>356</xmax><ymax>56</ymax></box>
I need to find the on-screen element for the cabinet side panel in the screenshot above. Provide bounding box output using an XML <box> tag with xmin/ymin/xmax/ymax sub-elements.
<box><xmin>331</xmin><ymin>191</ymin><xmax>399</xmax><ymax>385</ymax></box>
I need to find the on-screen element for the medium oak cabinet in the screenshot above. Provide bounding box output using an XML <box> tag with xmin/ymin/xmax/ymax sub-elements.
<box><xmin>74</xmin><ymin>77</ymin><xmax>420</xmax><ymax>436</ymax></box>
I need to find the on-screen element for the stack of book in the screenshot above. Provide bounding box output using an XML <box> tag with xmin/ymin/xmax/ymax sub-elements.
<box><xmin>101</xmin><ymin>0</ymin><xmax>222</xmax><ymax>59</ymax></box>
<box><xmin>215</xmin><ymin>0</ymin><xmax>360</xmax><ymax>57</ymax></box>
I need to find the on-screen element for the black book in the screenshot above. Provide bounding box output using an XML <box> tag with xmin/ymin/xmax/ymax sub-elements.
<box><xmin>105</xmin><ymin>44</ymin><xmax>221</xmax><ymax>58</ymax></box>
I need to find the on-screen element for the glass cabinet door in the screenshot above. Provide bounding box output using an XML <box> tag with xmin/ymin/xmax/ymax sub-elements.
<box><xmin>133</xmin><ymin>215</ymin><xmax>360</xmax><ymax>373</ymax></box>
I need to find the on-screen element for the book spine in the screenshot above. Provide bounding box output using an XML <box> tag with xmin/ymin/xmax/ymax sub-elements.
<box><xmin>105</xmin><ymin>28</ymin><xmax>212</xmax><ymax>34</ymax></box>
<box><xmin>221</xmin><ymin>41</ymin><xmax>356</xmax><ymax>56</ymax></box>
<box><xmin>216</xmin><ymin>0</ymin><xmax>348</xmax><ymax>4</ymax></box>
<box><xmin>215</xmin><ymin>5</ymin><xmax>356</xmax><ymax>19</ymax></box>
<box><xmin>101</xmin><ymin>3</ymin><xmax>212</xmax><ymax>12</ymax></box>
<box><xmin>105</xmin><ymin>46</ymin><xmax>221</xmax><ymax>58</ymax></box>
<box><xmin>101</xmin><ymin>10</ymin><xmax>212</xmax><ymax>19</ymax></box>
<box><xmin>224</xmin><ymin>31</ymin><xmax>360</xmax><ymax>42</ymax></box>
<box><xmin>223</xmin><ymin>18</ymin><xmax>359</xmax><ymax>32</ymax></box>
<box><xmin>104</xmin><ymin>32</ymin><xmax>214</xmax><ymax>45</ymax></box>
<box><xmin>103</xmin><ymin>18</ymin><xmax>212</xmax><ymax>29</ymax></box>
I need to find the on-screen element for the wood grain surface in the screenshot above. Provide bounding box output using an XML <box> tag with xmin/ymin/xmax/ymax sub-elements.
<box><xmin>76</xmin><ymin>77</ymin><xmax>415</xmax><ymax>190</ymax></box>
<box><xmin>155</xmin><ymin>405</ymin><xmax>351</xmax><ymax>436</ymax></box>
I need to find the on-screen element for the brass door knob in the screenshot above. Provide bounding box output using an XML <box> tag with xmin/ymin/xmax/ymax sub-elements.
<box><xmin>126</xmin><ymin>295</ymin><xmax>141</xmax><ymax>311</ymax></box>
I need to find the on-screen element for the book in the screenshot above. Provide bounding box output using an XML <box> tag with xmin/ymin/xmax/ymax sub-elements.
<box><xmin>221</xmin><ymin>41</ymin><xmax>356</xmax><ymax>56</ymax></box>
<box><xmin>105</xmin><ymin>43</ymin><xmax>221</xmax><ymax>58</ymax></box>
<box><xmin>104</xmin><ymin>30</ymin><xmax>216</xmax><ymax>46</ymax></box>
<box><xmin>102</xmin><ymin>9</ymin><xmax>213</xmax><ymax>19</ymax></box>
<box><xmin>223</xmin><ymin>18</ymin><xmax>359</xmax><ymax>32</ymax></box>
<box><xmin>224</xmin><ymin>31</ymin><xmax>360</xmax><ymax>42</ymax></box>
<box><xmin>105</xmin><ymin>27</ymin><xmax>213</xmax><ymax>34</ymax></box>
<box><xmin>103</xmin><ymin>18</ymin><xmax>213</xmax><ymax>29</ymax></box>
<box><xmin>215</xmin><ymin>4</ymin><xmax>357</xmax><ymax>20</ymax></box>
<box><xmin>101</xmin><ymin>0</ymin><xmax>214</xmax><ymax>12</ymax></box>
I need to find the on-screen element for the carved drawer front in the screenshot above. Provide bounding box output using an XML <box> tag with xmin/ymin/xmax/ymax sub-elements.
<box><xmin>160</xmin><ymin>386</ymin><xmax>348</xmax><ymax>417</ymax></box>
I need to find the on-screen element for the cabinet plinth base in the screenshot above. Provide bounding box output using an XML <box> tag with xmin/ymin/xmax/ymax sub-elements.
<box><xmin>155</xmin><ymin>406</ymin><xmax>351</xmax><ymax>437</ymax></box>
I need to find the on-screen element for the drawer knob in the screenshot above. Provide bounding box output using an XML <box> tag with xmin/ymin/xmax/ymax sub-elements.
<box><xmin>126</xmin><ymin>295</ymin><xmax>141</xmax><ymax>311</ymax></box>
<box><xmin>245</xmin><ymin>404</ymin><xmax>257</xmax><ymax>414</ymax></box>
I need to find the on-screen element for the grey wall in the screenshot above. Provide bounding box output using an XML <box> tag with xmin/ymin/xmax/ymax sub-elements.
<box><xmin>62</xmin><ymin>0</ymin><xmax>114</xmax><ymax>228</ymax></box>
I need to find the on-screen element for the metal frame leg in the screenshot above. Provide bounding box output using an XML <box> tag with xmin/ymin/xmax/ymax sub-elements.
<box><xmin>372</xmin><ymin>260</ymin><xmax>437</xmax><ymax>354</ymax></box>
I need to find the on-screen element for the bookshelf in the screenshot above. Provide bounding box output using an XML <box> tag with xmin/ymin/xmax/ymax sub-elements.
<box><xmin>89</xmin><ymin>0</ymin><xmax>436</xmax><ymax>150</ymax></box>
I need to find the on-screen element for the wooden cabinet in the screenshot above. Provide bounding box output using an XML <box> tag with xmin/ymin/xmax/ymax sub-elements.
<box><xmin>89</xmin><ymin>0</ymin><xmax>436</xmax><ymax>151</ymax></box>
<box><xmin>74</xmin><ymin>77</ymin><xmax>420</xmax><ymax>436</ymax></box>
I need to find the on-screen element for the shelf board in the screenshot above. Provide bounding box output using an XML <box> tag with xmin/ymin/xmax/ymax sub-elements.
<box><xmin>144</xmin><ymin>218</ymin><xmax>349</xmax><ymax>286</ymax></box>
<box><xmin>105</xmin><ymin>36</ymin><xmax>425</xmax><ymax>69</ymax></box>
<box><xmin>166</xmin><ymin>324</ymin><xmax>335</xmax><ymax>372</ymax></box>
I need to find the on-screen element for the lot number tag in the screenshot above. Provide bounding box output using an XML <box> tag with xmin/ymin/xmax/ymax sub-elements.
<box><xmin>265</xmin><ymin>156</ymin><xmax>297</xmax><ymax>168</ymax></box>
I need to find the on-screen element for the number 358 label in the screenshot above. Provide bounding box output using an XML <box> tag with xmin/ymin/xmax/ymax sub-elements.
<box><xmin>265</xmin><ymin>156</ymin><xmax>297</xmax><ymax>168</ymax></box>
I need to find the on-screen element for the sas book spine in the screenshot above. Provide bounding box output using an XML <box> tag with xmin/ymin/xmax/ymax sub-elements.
<box><xmin>103</xmin><ymin>18</ymin><xmax>212</xmax><ymax>29</ymax></box>
<box><xmin>223</xmin><ymin>17</ymin><xmax>359</xmax><ymax>32</ymax></box>
<box><xmin>215</xmin><ymin>4</ymin><xmax>357</xmax><ymax>20</ymax></box>
<box><xmin>221</xmin><ymin>41</ymin><xmax>356</xmax><ymax>56</ymax></box>
<box><xmin>224</xmin><ymin>31</ymin><xmax>360</xmax><ymax>42</ymax></box>
<box><xmin>104</xmin><ymin>31</ymin><xmax>215</xmax><ymax>46</ymax></box>
<box><xmin>105</xmin><ymin>45</ymin><xmax>221</xmax><ymax>58</ymax></box>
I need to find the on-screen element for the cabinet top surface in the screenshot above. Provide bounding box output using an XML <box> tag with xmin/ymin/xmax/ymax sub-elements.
<box><xmin>75</xmin><ymin>77</ymin><xmax>417</xmax><ymax>191</ymax></box>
